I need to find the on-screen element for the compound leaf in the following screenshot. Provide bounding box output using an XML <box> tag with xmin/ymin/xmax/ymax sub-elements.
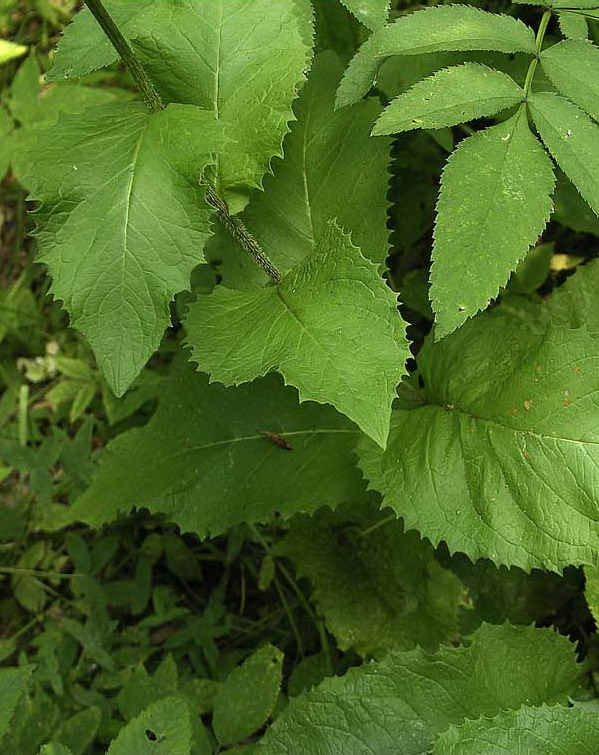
<box><xmin>212</xmin><ymin>645</ymin><xmax>283</xmax><ymax>747</ymax></box>
<box><xmin>260</xmin><ymin>623</ymin><xmax>581</xmax><ymax>754</ymax></box>
<box><xmin>72</xmin><ymin>356</ymin><xmax>364</xmax><ymax>538</ymax></box>
<box><xmin>22</xmin><ymin>102</ymin><xmax>221</xmax><ymax>396</ymax></box>
<box><xmin>529</xmin><ymin>92</ymin><xmax>599</xmax><ymax>217</ymax></box>
<box><xmin>107</xmin><ymin>697</ymin><xmax>192</xmax><ymax>755</ymax></box>
<box><xmin>373</xmin><ymin>63</ymin><xmax>524</xmax><ymax>135</ymax></box>
<box><xmin>434</xmin><ymin>704</ymin><xmax>599</xmax><ymax>754</ymax></box>
<box><xmin>208</xmin><ymin>51</ymin><xmax>391</xmax><ymax>290</ymax></box>
<box><xmin>431</xmin><ymin>109</ymin><xmax>555</xmax><ymax>337</ymax></box>
<box><xmin>336</xmin><ymin>5</ymin><xmax>536</xmax><ymax>108</ymax></box>
<box><xmin>359</xmin><ymin>260</ymin><xmax>599</xmax><ymax>571</ymax></box>
<box><xmin>47</xmin><ymin>0</ymin><xmax>314</xmax><ymax>194</ymax></box>
<box><xmin>339</xmin><ymin>0</ymin><xmax>390</xmax><ymax>30</ymax></box>
<box><xmin>277</xmin><ymin>502</ymin><xmax>463</xmax><ymax>656</ymax></box>
<box><xmin>185</xmin><ymin>222</ymin><xmax>407</xmax><ymax>447</ymax></box>
<box><xmin>541</xmin><ymin>40</ymin><xmax>599</xmax><ymax>122</ymax></box>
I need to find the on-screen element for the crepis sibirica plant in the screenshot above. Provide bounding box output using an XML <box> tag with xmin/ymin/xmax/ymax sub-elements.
<box><xmin>3</xmin><ymin>0</ymin><xmax>599</xmax><ymax>750</ymax></box>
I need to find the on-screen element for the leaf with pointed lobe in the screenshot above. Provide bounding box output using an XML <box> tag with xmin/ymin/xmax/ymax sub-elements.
<box><xmin>186</xmin><ymin>222</ymin><xmax>408</xmax><ymax>447</ymax></box>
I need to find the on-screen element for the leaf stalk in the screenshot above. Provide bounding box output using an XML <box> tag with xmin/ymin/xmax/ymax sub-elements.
<box><xmin>523</xmin><ymin>9</ymin><xmax>552</xmax><ymax>98</ymax></box>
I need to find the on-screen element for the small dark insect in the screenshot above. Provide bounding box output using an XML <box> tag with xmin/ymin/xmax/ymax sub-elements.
<box><xmin>261</xmin><ymin>430</ymin><xmax>293</xmax><ymax>451</ymax></box>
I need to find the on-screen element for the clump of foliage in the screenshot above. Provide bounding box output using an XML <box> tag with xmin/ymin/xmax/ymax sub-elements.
<box><xmin>2</xmin><ymin>0</ymin><xmax>599</xmax><ymax>751</ymax></box>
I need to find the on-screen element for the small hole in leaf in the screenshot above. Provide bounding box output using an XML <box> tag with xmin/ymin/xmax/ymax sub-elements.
<box><xmin>145</xmin><ymin>729</ymin><xmax>158</xmax><ymax>742</ymax></box>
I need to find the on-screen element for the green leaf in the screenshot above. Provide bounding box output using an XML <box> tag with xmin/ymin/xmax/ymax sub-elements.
<box><xmin>529</xmin><ymin>92</ymin><xmax>599</xmax><ymax>217</ymax></box>
<box><xmin>339</xmin><ymin>0</ymin><xmax>390</xmax><ymax>30</ymax></box>
<box><xmin>186</xmin><ymin>222</ymin><xmax>407</xmax><ymax>447</ymax></box>
<box><xmin>277</xmin><ymin>502</ymin><xmax>464</xmax><ymax>656</ymax></box>
<box><xmin>554</xmin><ymin>171</ymin><xmax>599</xmax><ymax>234</ymax></box>
<box><xmin>434</xmin><ymin>704</ymin><xmax>599</xmax><ymax>754</ymax></box>
<box><xmin>584</xmin><ymin>565</ymin><xmax>599</xmax><ymax>623</ymax></box>
<box><xmin>117</xmin><ymin>656</ymin><xmax>178</xmax><ymax>721</ymax></box>
<box><xmin>0</xmin><ymin>105</ymin><xmax>12</xmax><ymax>181</ymax></box>
<box><xmin>212</xmin><ymin>645</ymin><xmax>283</xmax><ymax>747</ymax></box>
<box><xmin>558</xmin><ymin>12</ymin><xmax>588</xmax><ymax>40</ymax></box>
<box><xmin>336</xmin><ymin>6</ymin><xmax>536</xmax><ymax>108</ymax></box>
<box><xmin>47</xmin><ymin>0</ymin><xmax>314</xmax><ymax>195</ymax></box>
<box><xmin>359</xmin><ymin>260</ymin><xmax>599</xmax><ymax>570</ymax></box>
<box><xmin>22</xmin><ymin>102</ymin><xmax>221</xmax><ymax>396</ymax></box>
<box><xmin>39</xmin><ymin>746</ymin><xmax>73</xmax><ymax>755</ymax></box>
<box><xmin>373</xmin><ymin>63</ymin><xmax>524</xmax><ymax>135</ymax></box>
<box><xmin>107</xmin><ymin>696</ymin><xmax>192</xmax><ymax>755</ymax></box>
<box><xmin>0</xmin><ymin>666</ymin><xmax>33</xmax><ymax>740</ymax></box>
<box><xmin>208</xmin><ymin>51</ymin><xmax>391</xmax><ymax>290</ymax></box>
<box><xmin>0</xmin><ymin>39</ymin><xmax>27</xmax><ymax>65</ymax></box>
<box><xmin>53</xmin><ymin>707</ymin><xmax>101</xmax><ymax>755</ymax></box>
<box><xmin>260</xmin><ymin>623</ymin><xmax>582</xmax><ymax>754</ymax></box>
<box><xmin>431</xmin><ymin>110</ymin><xmax>555</xmax><ymax>337</ymax></box>
<box><xmin>72</xmin><ymin>355</ymin><xmax>364</xmax><ymax>538</ymax></box>
<box><xmin>541</xmin><ymin>40</ymin><xmax>599</xmax><ymax>122</ymax></box>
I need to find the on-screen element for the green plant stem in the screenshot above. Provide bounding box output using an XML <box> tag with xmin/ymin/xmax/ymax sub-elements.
<box><xmin>204</xmin><ymin>188</ymin><xmax>283</xmax><ymax>284</ymax></box>
<box><xmin>84</xmin><ymin>0</ymin><xmax>283</xmax><ymax>285</ymax></box>
<box><xmin>85</xmin><ymin>0</ymin><xmax>163</xmax><ymax>113</ymax></box>
<box><xmin>523</xmin><ymin>9</ymin><xmax>552</xmax><ymax>98</ymax></box>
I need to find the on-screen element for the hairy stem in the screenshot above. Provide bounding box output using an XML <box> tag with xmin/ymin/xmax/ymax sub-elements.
<box><xmin>85</xmin><ymin>0</ymin><xmax>164</xmax><ymax>113</ymax></box>
<box><xmin>85</xmin><ymin>0</ymin><xmax>283</xmax><ymax>284</ymax></box>
<box><xmin>204</xmin><ymin>188</ymin><xmax>283</xmax><ymax>283</ymax></box>
<box><xmin>523</xmin><ymin>9</ymin><xmax>552</xmax><ymax>98</ymax></box>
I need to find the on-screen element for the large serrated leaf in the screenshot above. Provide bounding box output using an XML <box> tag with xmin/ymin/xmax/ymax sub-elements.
<box><xmin>277</xmin><ymin>502</ymin><xmax>463</xmax><ymax>656</ymax></box>
<box><xmin>22</xmin><ymin>102</ymin><xmax>221</xmax><ymax>396</ymax></box>
<box><xmin>529</xmin><ymin>92</ymin><xmax>599</xmax><ymax>217</ymax></box>
<box><xmin>336</xmin><ymin>5</ymin><xmax>536</xmax><ymax>108</ymax></box>
<box><xmin>47</xmin><ymin>0</ymin><xmax>314</xmax><ymax>194</ymax></box>
<box><xmin>359</xmin><ymin>261</ymin><xmax>599</xmax><ymax>571</ymax></box>
<box><xmin>431</xmin><ymin>110</ymin><xmax>555</xmax><ymax>338</ymax></box>
<box><xmin>434</xmin><ymin>704</ymin><xmax>599</xmax><ymax>754</ymax></box>
<box><xmin>373</xmin><ymin>62</ymin><xmax>524</xmax><ymax>135</ymax></box>
<box><xmin>0</xmin><ymin>666</ymin><xmax>33</xmax><ymax>740</ymax></box>
<box><xmin>208</xmin><ymin>51</ymin><xmax>391</xmax><ymax>291</ymax></box>
<box><xmin>339</xmin><ymin>0</ymin><xmax>390</xmax><ymax>30</ymax></box>
<box><xmin>260</xmin><ymin>623</ymin><xmax>582</xmax><ymax>754</ymax></box>
<box><xmin>72</xmin><ymin>355</ymin><xmax>364</xmax><ymax>538</ymax></box>
<box><xmin>185</xmin><ymin>222</ymin><xmax>407</xmax><ymax>447</ymax></box>
<box><xmin>541</xmin><ymin>40</ymin><xmax>599</xmax><ymax>122</ymax></box>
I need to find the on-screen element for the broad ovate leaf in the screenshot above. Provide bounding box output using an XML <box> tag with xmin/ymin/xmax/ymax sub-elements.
<box><xmin>373</xmin><ymin>63</ymin><xmax>524</xmax><ymax>135</ymax></box>
<box><xmin>47</xmin><ymin>0</ymin><xmax>314</xmax><ymax>194</ymax></box>
<box><xmin>431</xmin><ymin>110</ymin><xmax>555</xmax><ymax>338</ymax></box>
<box><xmin>277</xmin><ymin>502</ymin><xmax>463</xmax><ymax>656</ymax></box>
<box><xmin>107</xmin><ymin>697</ymin><xmax>192</xmax><ymax>755</ymax></box>
<box><xmin>186</xmin><ymin>222</ymin><xmax>407</xmax><ymax>447</ymax></box>
<box><xmin>541</xmin><ymin>40</ymin><xmax>599</xmax><ymax>122</ymax></box>
<box><xmin>339</xmin><ymin>0</ymin><xmax>390</xmax><ymax>30</ymax></box>
<box><xmin>208</xmin><ymin>51</ymin><xmax>391</xmax><ymax>290</ymax></box>
<box><xmin>336</xmin><ymin>5</ymin><xmax>536</xmax><ymax>107</ymax></box>
<box><xmin>212</xmin><ymin>645</ymin><xmax>283</xmax><ymax>747</ymax></box>
<box><xmin>529</xmin><ymin>92</ymin><xmax>599</xmax><ymax>217</ymax></box>
<box><xmin>260</xmin><ymin>623</ymin><xmax>581</xmax><ymax>754</ymax></box>
<box><xmin>72</xmin><ymin>356</ymin><xmax>364</xmax><ymax>538</ymax></box>
<box><xmin>359</xmin><ymin>260</ymin><xmax>599</xmax><ymax>571</ymax></box>
<box><xmin>434</xmin><ymin>704</ymin><xmax>599</xmax><ymax>754</ymax></box>
<box><xmin>23</xmin><ymin>102</ymin><xmax>221</xmax><ymax>396</ymax></box>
